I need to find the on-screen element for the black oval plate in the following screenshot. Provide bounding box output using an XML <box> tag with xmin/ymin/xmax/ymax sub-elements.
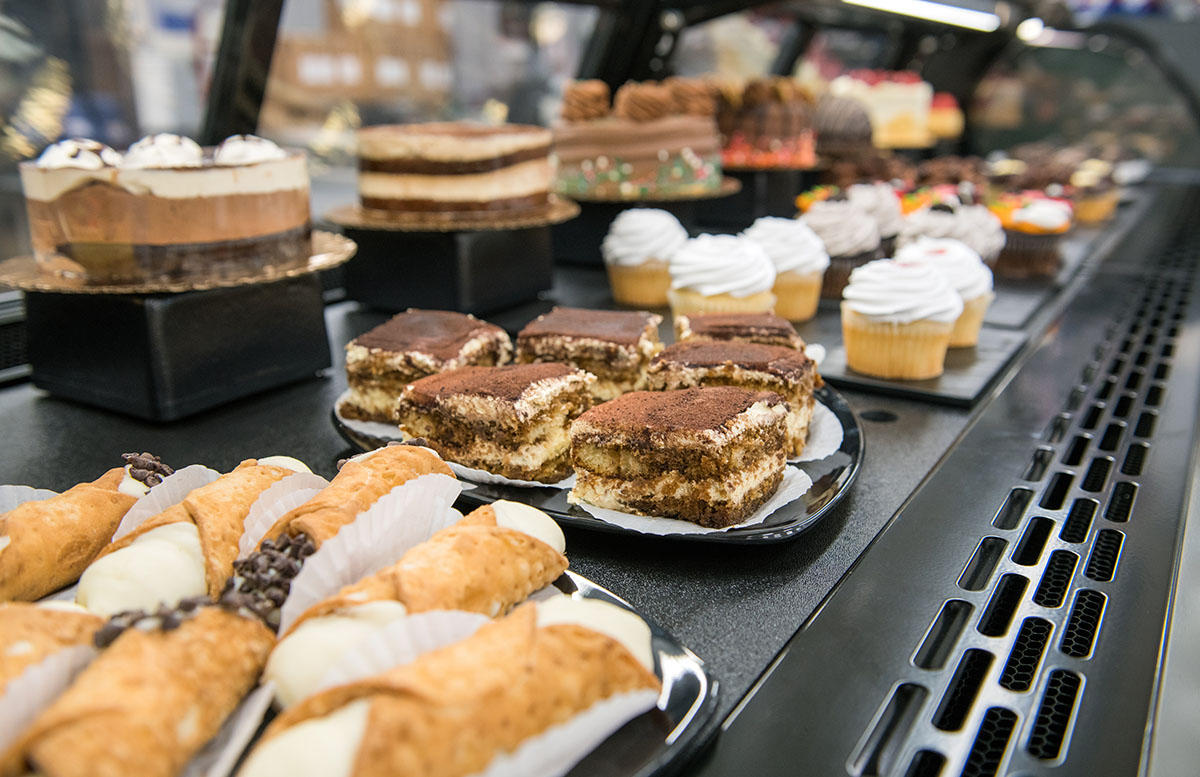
<box><xmin>332</xmin><ymin>384</ymin><xmax>863</xmax><ymax>544</ymax></box>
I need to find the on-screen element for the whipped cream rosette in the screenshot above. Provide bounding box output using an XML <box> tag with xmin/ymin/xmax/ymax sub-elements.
<box><xmin>743</xmin><ymin>216</ymin><xmax>830</xmax><ymax>321</ymax></box>
<box><xmin>802</xmin><ymin>199</ymin><xmax>882</xmax><ymax>300</ymax></box>
<box><xmin>667</xmin><ymin>233</ymin><xmax>777</xmax><ymax>316</ymax></box>
<box><xmin>847</xmin><ymin>182</ymin><xmax>903</xmax><ymax>247</ymax></box>
<box><xmin>602</xmin><ymin>208</ymin><xmax>688</xmax><ymax>308</ymax></box>
<box><xmin>895</xmin><ymin>237</ymin><xmax>994</xmax><ymax>347</ymax></box>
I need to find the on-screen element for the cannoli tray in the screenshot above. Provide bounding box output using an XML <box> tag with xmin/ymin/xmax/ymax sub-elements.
<box><xmin>333</xmin><ymin>384</ymin><xmax>863</xmax><ymax>544</ymax></box>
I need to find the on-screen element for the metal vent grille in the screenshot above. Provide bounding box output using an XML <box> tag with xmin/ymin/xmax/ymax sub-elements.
<box><xmin>998</xmin><ymin>618</ymin><xmax>1053</xmax><ymax>692</ymax></box>
<box><xmin>1025</xmin><ymin>671</ymin><xmax>1081</xmax><ymax>760</ymax></box>
<box><xmin>961</xmin><ymin>708</ymin><xmax>1018</xmax><ymax>777</ymax></box>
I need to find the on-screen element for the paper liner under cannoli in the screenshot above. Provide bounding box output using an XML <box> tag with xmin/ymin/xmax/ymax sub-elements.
<box><xmin>75</xmin><ymin>461</ymin><xmax>299</xmax><ymax>616</ymax></box>
<box><xmin>244</xmin><ymin>601</ymin><xmax>660</xmax><ymax>777</ymax></box>
<box><xmin>0</xmin><ymin>604</ymin><xmax>101</xmax><ymax>695</ymax></box>
<box><xmin>0</xmin><ymin>469</ymin><xmax>136</xmax><ymax>602</ymax></box>
<box><xmin>261</xmin><ymin>446</ymin><xmax>453</xmax><ymax>548</ymax></box>
<box><xmin>1</xmin><ymin>607</ymin><xmax>273</xmax><ymax>777</ymax></box>
<box><xmin>267</xmin><ymin>502</ymin><xmax>567</xmax><ymax>707</ymax></box>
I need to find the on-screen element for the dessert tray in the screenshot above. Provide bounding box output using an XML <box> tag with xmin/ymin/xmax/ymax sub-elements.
<box><xmin>325</xmin><ymin>196</ymin><xmax>580</xmax><ymax>232</ymax></box>
<box><xmin>561</xmin><ymin>176</ymin><xmax>741</xmax><ymax>204</ymax></box>
<box><xmin>333</xmin><ymin>384</ymin><xmax>863</xmax><ymax>544</ymax></box>
<box><xmin>0</xmin><ymin>230</ymin><xmax>356</xmax><ymax>295</ymax></box>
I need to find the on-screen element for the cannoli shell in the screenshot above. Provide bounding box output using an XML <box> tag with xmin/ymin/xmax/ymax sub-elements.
<box><xmin>261</xmin><ymin>446</ymin><xmax>453</xmax><ymax>548</ymax></box>
<box><xmin>96</xmin><ymin>461</ymin><xmax>294</xmax><ymax>598</ymax></box>
<box><xmin>4</xmin><ymin>607</ymin><xmax>273</xmax><ymax>777</ymax></box>
<box><xmin>0</xmin><ymin>469</ymin><xmax>135</xmax><ymax>602</ymax></box>
<box><xmin>265</xmin><ymin>605</ymin><xmax>660</xmax><ymax>777</ymax></box>
<box><xmin>284</xmin><ymin>505</ymin><xmax>568</xmax><ymax>634</ymax></box>
<box><xmin>0</xmin><ymin>604</ymin><xmax>102</xmax><ymax>694</ymax></box>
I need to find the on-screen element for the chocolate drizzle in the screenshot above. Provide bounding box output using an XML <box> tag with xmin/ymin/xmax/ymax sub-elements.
<box><xmin>218</xmin><ymin>532</ymin><xmax>315</xmax><ymax>631</ymax></box>
<box><xmin>121</xmin><ymin>452</ymin><xmax>174</xmax><ymax>487</ymax></box>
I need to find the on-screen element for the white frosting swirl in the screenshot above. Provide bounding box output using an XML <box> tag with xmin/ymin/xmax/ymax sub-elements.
<box><xmin>842</xmin><ymin>258</ymin><xmax>963</xmax><ymax>323</ymax></box>
<box><xmin>802</xmin><ymin>200</ymin><xmax>880</xmax><ymax>258</ymax></box>
<box><xmin>1013</xmin><ymin>200</ymin><xmax>1071</xmax><ymax>231</ymax></box>
<box><xmin>36</xmin><ymin>139</ymin><xmax>122</xmax><ymax>170</ymax></box>
<box><xmin>847</xmin><ymin>183</ymin><xmax>903</xmax><ymax>239</ymax></box>
<box><xmin>601</xmin><ymin>208</ymin><xmax>688</xmax><ymax>268</ymax></box>
<box><xmin>669</xmin><ymin>234</ymin><xmax>776</xmax><ymax>297</ymax></box>
<box><xmin>898</xmin><ymin>205</ymin><xmax>1006</xmax><ymax>261</ymax></box>
<box><xmin>894</xmin><ymin>237</ymin><xmax>993</xmax><ymax>301</ymax></box>
<box><xmin>214</xmin><ymin>134</ymin><xmax>288</xmax><ymax>166</ymax></box>
<box><xmin>741</xmin><ymin>217</ymin><xmax>830</xmax><ymax>275</ymax></box>
<box><xmin>123</xmin><ymin>133</ymin><xmax>203</xmax><ymax>169</ymax></box>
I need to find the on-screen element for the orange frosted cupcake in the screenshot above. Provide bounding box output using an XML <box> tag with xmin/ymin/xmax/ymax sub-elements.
<box><xmin>742</xmin><ymin>217</ymin><xmax>829</xmax><ymax>322</ymax></box>
<box><xmin>990</xmin><ymin>195</ymin><xmax>1072</xmax><ymax>279</ymax></box>
<box><xmin>601</xmin><ymin>208</ymin><xmax>688</xmax><ymax>307</ymax></box>
<box><xmin>667</xmin><ymin>234</ymin><xmax>776</xmax><ymax>316</ymax></box>
<box><xmin>841</xmin><ymin>258</ymin><xmax>963</xmax><ymax>380</ymax></box>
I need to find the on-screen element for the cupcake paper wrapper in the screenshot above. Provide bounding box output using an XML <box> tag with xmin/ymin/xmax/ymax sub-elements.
<box><xmin>667</xmin><ymin>288</ymin><xmax>777</xmax><ymax>316</ymax></box>
<box><xmin>0</xmin><ymin>484</ymin><xmax>58</xmax><ymax>513</ymax></box>
<box><xmin>238</xmin><ymin>472</ymin><xmax>332</xmax><ymax>558</ymax></box>
<box><xmin>112</xmin><ymin>464</ymin><xmax>222</xmax><ymax>540</ymax></box>
<box><xmin>448</xmin><ymin>462</ymin><xmax>575</xmax><ymax>490</ymax></box>
<box><xmin>315</xmin><ymin>610</ymin><xmax>491</xmax><ymax>695</ymax></box>
<box><xmin>790</xmin><ymin>400</ymin><xmax>843</xmax><ymax>463</ymax></box>
<box><xmin>278</xmin><ymin>473</ymin><xmax>463</xmax><ymax>634</ymax></box>
<box><xmin>0</xmin><ymin>644</ymin><xmax>97</xmax><ymax>753</ymax></box>
<box><xmin>182</xmin><ymin>683</ymin><xmax>275</xmax><ymax>777</ymax></box>
<box><xmin>572</xmin><ymin>466</ymin><xmax>812</xmax><ymax>536</ymax></box>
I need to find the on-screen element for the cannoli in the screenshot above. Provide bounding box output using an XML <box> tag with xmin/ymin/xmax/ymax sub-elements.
<box><xmin>266</xmin><ymin>500</ymin><xmax>568</xmax><ymax>706</ymax></box>
<box><xmin>0</xmin><ymin>462</ymin><xmax>150</xmax><ymax>602</ymax></box>
<box><xmin>240</xmin><ymin>598</ymin><xmax>660</xmax><ymax>777</ymax></box>
<box><xmin>1</xmin><ymin>604</ymin><xmax>273</xmax><ymax>777</ymax></box>
<box><xmin>76</xmin><ymin>458</ymin><xmax>306</xmax><ymax>616</ymax></box>
<box><xmin>0</xmin><ymin>603</ymin><xmax>101</xmax><ymax>695</ymax></box>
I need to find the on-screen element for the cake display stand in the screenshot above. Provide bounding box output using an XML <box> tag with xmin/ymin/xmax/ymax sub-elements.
<box><xmin>326</xmin><ymin>197</ymin><xmax>580</xmax><ymax>314</ymax></box>
<box><xmin>0</xmin><ymin>231</ymin><xmax>356</xmax><ymax>421</ymax></box>
<box><xmin>551</xmin><ymin>177</ymin><xmax>740</xmax><ymax>267</ymax></box>
<box><xmin>694</xmin><ymin>166</ymin><xmax>824</xmax><ymax>231</ymax></box>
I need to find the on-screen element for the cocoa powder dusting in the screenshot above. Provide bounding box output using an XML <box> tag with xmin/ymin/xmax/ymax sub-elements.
<box><xmin>405</xmin><ymin>363</ymin><xmax>579</xmax><ymax>404</ymax></box>
<box><xmin>685</xmin><ymin>312</ymin><xmax>800</xmax><ymax>342</ymax></box>
<box><xmin>578</xmin><ymin>386</ymin><xmax>784</xmax><ymax>432</ymax></box>
<box><xmin>518</xmin><ymin>307</ymin><xmax>656</xmax><ymax>346</ymax></box>
<box><xmin>652</xmin><ymin>341</ymin><xmax>815</xmax><ymax>381</ymax></box>
<box><xmin>351</xmin><ymin>310</ymin><xmax>505</xmax><ymax>361</ymax></box>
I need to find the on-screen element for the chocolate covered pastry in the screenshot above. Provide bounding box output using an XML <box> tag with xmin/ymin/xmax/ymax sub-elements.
<box><xmin>647</xmin><ymin>341</ymin><xmax>822</xmax><ymax>457</ymax></box>
<box><xmin>674</xmin><ymin>312</ymin><xmax>806</xmax><ymax>349</ymax></box>
<box><xmin>343</xmin><ymin>309</ymin><xmax>512</xmax><ymax>424</ymax></box>
<box><xmin>515</xmin><ymin>306</ymin><xmax>663</xmax><ymax>401</ymax></box>
<box><xmin>569</xmin><ymin>387</ymin><xmax>789</xmax><ymax>527</ymax></box>
<box><xmin>396</xmin><ymin>363</ymin><xmax>595</xmax><ymax>483</ymax></box>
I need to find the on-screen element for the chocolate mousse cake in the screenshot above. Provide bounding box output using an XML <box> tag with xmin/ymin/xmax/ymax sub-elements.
<box><xmin>395</xmin><ymin>363</ymin><xmax>595</xmax><ymax>483</ymax></box>
<box><xmin>569</xmin><ymin>387</ymin><xmax>788</xmax><ymax>527</ymax></box>
<box><xmin>343</xmin><ymin>309</ymin><xmax>513</xmax><ymax>423</ymax></box>
<box><xmin>357</xmin><ymin>122</ymin><xmax>552</xmax><ymax>212</ymax></box>
<box><xmin>515</xmin><ymin>307</ymin><xmax>663</xmax><ymax>401</ymax></box>
<box><xmin>554</xmin><ymin>79</ymin><xmax>722</xmax><ymax>199</ymax></box>
<box><xmin>674</xmin><ymin>312</ymin><xmax>806</xmax><ymax>350</ymax></box>
<box><xmin>646</xmin><ymin>341</ymin><xmax>821</xmax><ymax>458</ymax></box>
<box><xmin>20</xmin><ymin>134</ymin><xmax>311</xmax><ymax>284</ymax></box>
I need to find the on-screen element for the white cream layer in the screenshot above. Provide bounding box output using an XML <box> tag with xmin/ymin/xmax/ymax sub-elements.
<box><xmin>358</xmin><ymin>126</ymin><xmax>550</xmax><ymax>162</ymax></box>
<box><xmin>357</xmin><ymin>159</ymin><xmax>551</xmax><ymax>203</ymax></box>
<box><xmin>75</xmin><ymin>522</ymin><xmax>207</xmax><ymax>617</ymax></box>
<box><xmin>239</xmin><ymin>698</ymin><xmax>369</xmax><ymax>777</ymax></box>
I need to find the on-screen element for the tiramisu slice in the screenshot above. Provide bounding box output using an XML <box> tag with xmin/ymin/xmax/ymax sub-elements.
<box><xmin>396</xmin><ymin>363</ymin><xmax>595</xmax><ymax>483</ymax></box>
<box><xmin>569</xmin><ymin>387</ymin><xmax>788</xmax><ymax>527</ymax></box>
<box><xmin>343</xmin><ymin>310</ymin><xmax>512</xmax><ymax>423</ymax></box>
<box><xmin>646</xmin><ymin>341</ymin><xmax>821</xmax><ymax>457</ymax></box>
<box><xmin>516</xmin><ymin>306</ymin><xmax>663</xmax><ymax>401</ymax></box>
<box><xmin>674</xmin><ymin>312</ymin><xmax>805</xmax><ymax>349</ymax></box>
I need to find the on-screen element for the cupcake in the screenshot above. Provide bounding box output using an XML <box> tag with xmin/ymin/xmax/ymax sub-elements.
<box><xmin>801</xmin><ymin>199</ymin><xmax>882</xmax><ymax>300</ymax></box>
<box><xmin>1070</xmin><ymin>161</ymin><xmax>1118</xmax><ymax>224</ymax></box>
<box><xmin>897</xmin><ymin>202</ymin><xmax>1006</xmax><ymax>266</ymax></box>
<box><xmin>847</xmin><ymin>182</ymin><xmax>903</xmax><ymax>255</ymax></box>
<box><xmin>895</xmin><ymin>237</ymin><xmax>994</xmax><ymax>347</ymax></box>
<box><xmin>601</xmin><ymin>208</ymin><xmax>688</xmax><ymax>307</ymax></box>
<box><xmin>841</xmin><ymin>259</ymin><xmax>963</xmax><ymax>380</ymax></box>
<box><xmin>742</xmin><ymin>217</ymin><xmax>829</xmax><ymax>322</ymax></box>
<box><xmin>667</xmin><ymin>234</ymin><xmax>776</xmax><ymax>316</ymax></box>
<box><xmin>991</xmin><ymin>196</ymin><xmax>1072</xmax><ymax>279</ymax></box>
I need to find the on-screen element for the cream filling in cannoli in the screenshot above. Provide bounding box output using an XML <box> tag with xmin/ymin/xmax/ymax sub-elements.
<box><xmin>536</xmin><ymin>598</ymin><xmax>655</xmax><ymax>672</ymax></box>
<box><xmin>267</xmin><ymin>601</ymin><xmax>409</xmax><ymax>708</ymax></box>
<box><xmin>257</xmin><ymin>456</ymin><xmax>313</xmax><ymax>473</ymax></box>
<box><xmin>241</xmin><ymin>699</ymin><xmax>369</xmax><ymax>777</ymax></box>
<box><xmin>491</xmin><ymin>500</ymin><xmax>566</xmax><ymax>554</ymax></box>
<box><xmin>76</xmin><ymin>522</ymin><xmax>207</xmax><ymax>616</ymax></box>
<box><xmin>117</xmin><ymin>465</ymin><xmax>151</xmax><ymax>497</ymax></box>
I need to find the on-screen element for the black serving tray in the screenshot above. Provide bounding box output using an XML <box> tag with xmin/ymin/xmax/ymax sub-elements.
<box><xmin>333</xmin><ymin>384</ymin><xmax>863</xmax><ymax>545</ymax></box>
<box><xmin>693</xmin><ymin>167</ymin><xmax>822</xmax><ymax>232</ymax></box>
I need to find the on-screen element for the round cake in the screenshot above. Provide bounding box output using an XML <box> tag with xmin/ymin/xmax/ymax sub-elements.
<box><xmin>356</xmin><ymin>122</ymin><xmax>553</xmax><ymax>213</ymax></box>
<box><xmin>20</xmin><ymin>134</ymin><xmax>310</xmax><ymax>285</ymax></box>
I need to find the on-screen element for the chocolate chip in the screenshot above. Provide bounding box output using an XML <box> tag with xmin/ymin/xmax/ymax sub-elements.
<box><xmin>930</xmin><ymin>203</ymin><xmax>956</xmax><ymax>214</ymax></box>
<box><xmin>121</xmin><ymin>452</ymin><xmax>175</xmax><ymax>487</ymax></box>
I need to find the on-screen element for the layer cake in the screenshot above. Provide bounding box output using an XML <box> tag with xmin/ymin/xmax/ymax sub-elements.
<box><xmin>515</xmin><ymin>306</ymin><xmax>662</xmax><ymax>401</ymax></box>
<box><xmin>646</xmin><ymin>341</ymin><xmax>821</xmax><ymax>457</ymax></box>
<box><xmin>20</xmin><ymin>134</ymin><xmax>310</xmax><ymax>284</ymax></box>
<box><xmin>396</xmin><ymin>363</ymin><xmax>595</xmax><ymax>483</ymax></box>
<box><xmin>569</xmin><ymin>387</ymin><xmax>787</xmax><ymax>527</ymax></box>
<box><xmin>357</xmin><ymin>122</ymin><xmax>552</xmax><ymax>212</ymax></box>
<box><xmin>674</xmin><ymin>312</ymin><xmax>805</xmax><ymax>349</ymax></box>
<box><xmin>343</xmin><ymin>309</ymin><xmax>513</xmax><ymax>423</ymax></box>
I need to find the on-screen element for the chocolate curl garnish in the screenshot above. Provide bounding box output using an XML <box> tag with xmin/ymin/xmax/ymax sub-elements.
<box><xmin>93</xmin><ymin>596</ymin><xmax>209</xmax><ymax>648</ymax></box>
<box><xmin>219</xmin><ymin>532</ymin><xmax>316</xmax><ymax>631</ymax></box>
<box><xmin>665</xmin><ymin>77</ymin><xmax>717</xmax><ymax>117</ymax></box>
<box><xmin>121</xmin><ymin>452</ymin><xmax>174</xmax><ymax>487</ymax></box>
<box><xmin>560</xmin><ymin>80</ymin><xmax>610</xmax><ymax>122</ymax></box>
<box><xmin>613</xmin><ymin>82</ymin><xmax>672</xmax><ymax>122</ymax></box>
